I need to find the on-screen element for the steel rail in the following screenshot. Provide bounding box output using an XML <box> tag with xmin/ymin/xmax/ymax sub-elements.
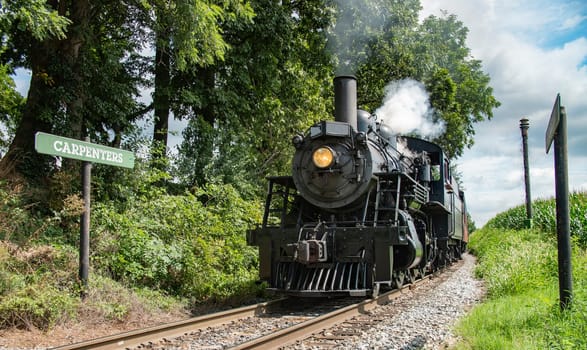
<box><xmin>51</xmin><ymin>298</ymin><xmax>285</xmax><ymax>350</ymax></box>
<box><xmin>231</xmin><ymin>276</ymin><xmax>432</xmax><ymax>350</ymax></box>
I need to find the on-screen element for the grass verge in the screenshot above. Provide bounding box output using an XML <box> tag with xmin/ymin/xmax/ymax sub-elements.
<box><xmin>453</xmin><ymin>224</ymin><xmax>587</xmax><ymax>349</ymax></box>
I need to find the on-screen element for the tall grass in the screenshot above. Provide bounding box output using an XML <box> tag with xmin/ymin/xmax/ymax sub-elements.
<box><xmin>486</xmin><ymin>192</ymin><xmax>587</xmax><ymax>246</ymax></box>
<box><xmin>455</xmin><ymin>192</ymin><xmax>587</xmax><ymax>349</ymax></box>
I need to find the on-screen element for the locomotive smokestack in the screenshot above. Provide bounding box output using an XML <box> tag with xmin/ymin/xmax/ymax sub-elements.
<box><xmin>334</xmin><ymin>76</ymin><xmax>357</xmax><ymax>130</ymax></box>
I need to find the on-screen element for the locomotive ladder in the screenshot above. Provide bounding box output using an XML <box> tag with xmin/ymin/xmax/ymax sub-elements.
<box><xmin>373</xmin><ymin>173</ymin><xmax>401</xmax><ymax>226</ymax></box>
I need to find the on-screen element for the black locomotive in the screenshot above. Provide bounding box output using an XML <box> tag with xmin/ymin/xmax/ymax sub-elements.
<box><xmin>247</xmin><ymin>76</ymin><xmax>468</xmax><ymax>297</ymax></box>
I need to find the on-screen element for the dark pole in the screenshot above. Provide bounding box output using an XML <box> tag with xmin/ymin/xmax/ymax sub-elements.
<box><xmin>80</xmin><ymin>137</ymin><xmax>92</xmax><ymax>299</ymax></box>
<box><xmin>519</xmin><ymin>118</ymin><xmax>533</xmax><ymax>228</ymax></box>
<box><xmin>554</xmin><ymin>107</ymin><xmax>572</xmax><ymax>310</ymax></box>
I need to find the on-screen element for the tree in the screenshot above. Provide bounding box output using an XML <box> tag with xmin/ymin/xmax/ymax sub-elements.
<box><xmin>348</xmin><ymin>2</ymin><xmax>499</xmax><ymax>159</ymax></box>
<box><xmin>0</xmin><ymin>0</ymin><xmax>71</xmax><ymax>179</ymax></box>
<box><xmin>353</xmin><ymin>0</ymin><xmax>422</xmax><ymax>111</ymax></box>
<box><xmin>174</xmin><ymin>0</ymin><xmax>334</xmax><ymax>192</ymax></box>
<box><xmin>418</xmin><ymin>13</ymin><xmax>500</xmax><ymax>158</ymax></box>
<box><xmin>148</xmin><ymin>0</ymin><xmax>254</xmax><ymax>161</ymax></box>
<box><xmin>0</xmin><ymin>0</ymin><xmax>146</xmax><ymax>182</ymax></box>
<box><xmin>0</xmin><ymin>64</ymin><xmax>24</xmax><ymax>153</ymax></box>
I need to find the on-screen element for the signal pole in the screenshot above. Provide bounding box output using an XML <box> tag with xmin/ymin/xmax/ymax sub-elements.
<box><xmin>519</xmin><ymin>118</ymin><xmax>533</xmax><ymax>228</ymax></box>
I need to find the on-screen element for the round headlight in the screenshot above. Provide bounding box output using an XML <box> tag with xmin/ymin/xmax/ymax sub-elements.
<box><xmin>312</xmin><ymin>147</ymin><xmax>335</xmax><ymax>168</ymax></box>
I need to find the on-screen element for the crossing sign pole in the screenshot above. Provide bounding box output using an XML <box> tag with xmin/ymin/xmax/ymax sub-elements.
<box><xmin>35</xmin><ymin>132</ymin><xmax>135</xmax><ymax>298</ymax></box>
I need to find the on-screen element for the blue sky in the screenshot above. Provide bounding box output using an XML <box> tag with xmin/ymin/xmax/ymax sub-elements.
<box><xmin>421</xmin><ymin>0</ymin><xmax>587</xmax><ymax>226</ymax></box>
<box><xmin>12</xmin><ymin>0</ymin><xmax>587</xmax><ymax>227</ymax></box>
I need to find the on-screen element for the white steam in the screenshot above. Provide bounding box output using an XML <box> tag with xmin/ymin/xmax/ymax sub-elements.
<box><xmin>374</xmin><ymin>79</ymin><xmax>445</xmax><ymax>139</ymax></box>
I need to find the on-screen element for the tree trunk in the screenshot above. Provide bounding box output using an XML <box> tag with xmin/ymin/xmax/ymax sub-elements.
<box><xmin>0</xmin><ymin>39</ymin><xmax>56</xmax><ymax>181</ymax></box>
<box><xmin>0</xmin><ymin>0</ymin><xmax>92</xmax><ymax>181</ymax></box>
<box><xmin>65</xmin><ymin>0</ymin><xmax>91</xmax><ymax>140</ymax></box>
<box><xmin>153</xmin><ymin>30</ymin><xmax>171</xmax><ymax>152</ymax></box>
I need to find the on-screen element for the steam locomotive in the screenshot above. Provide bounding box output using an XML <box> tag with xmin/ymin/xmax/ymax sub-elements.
<box><xmin>247</xmin><ymin>76</ymin><xmax>468</xmax><ymax>297</ymax></box>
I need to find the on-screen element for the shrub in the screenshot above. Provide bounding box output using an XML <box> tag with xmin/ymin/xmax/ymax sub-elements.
<box><xmin>92</xmin><ymin>183</ymin><xmax>263</xmax><ymax>301</ymax></box>
<box><xmin>0</xmin><ymin>284</ymin><xmax>78</xmax><ymax>330</ymax></box>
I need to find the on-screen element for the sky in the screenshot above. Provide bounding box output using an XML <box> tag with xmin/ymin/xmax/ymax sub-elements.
<box><xmin>11</xmin><ymin>0</ymin><xmax>587</xmax><ymax>227</ymax></box>
<box><xmin>421</xmin><ymin>0</ymin><xmax>587</xmax><ymax>227</ymax></box>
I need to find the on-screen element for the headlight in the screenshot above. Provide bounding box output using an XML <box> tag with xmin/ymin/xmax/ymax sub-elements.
<box><xmin>312</xmin><ymin>147</ymin><xmax>335</xmax><ymax>168</ymax></box>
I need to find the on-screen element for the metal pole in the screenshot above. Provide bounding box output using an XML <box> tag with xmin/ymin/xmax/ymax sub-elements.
<box><xmin>519</xmin><ymin>118</ymin><xmax>533</xmax><ymax>228</ymax></box>
<box><xmin>80</xmin><ymin>138</ymin><xmax>92</xmax><ymax>299</ymax></box>
<box><xmin>554</xmin><ymin>107</ymin><xmax>572</xmax><ymax>310</ymax></box>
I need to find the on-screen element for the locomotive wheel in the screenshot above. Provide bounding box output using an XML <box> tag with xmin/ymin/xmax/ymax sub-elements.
<box><xmin>405</xmin><ymin>269</ymin><xmax>415</xmax><ymax>284</ymax></box>
<box><xmin>392</xmin><ymin>271</ymin><xmax>404</xmax><ymax>289</ymax></box>
<box><xmin>372</xmin><ymin>283</ymin><xmax>380</xmax><ymax>298</ymax></box>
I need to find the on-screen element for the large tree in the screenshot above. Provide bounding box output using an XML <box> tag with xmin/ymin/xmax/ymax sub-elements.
<box><xmin>418</xmin><ymin>13</ymin><xmax>500</xmax><ymax>158</ymax></box>
<box><xmin>148</xmin><ymin>0</ymin><xmax>254</xmax><ymax>158</ymax></box>
<box><xmin>338</xmin><ymin>0</ymin><xmax>499</xmax><ymax>159</ymax></box>
<box><xmin>0</xmin><ymin>0</ymin><xmax>146</xmax><ymax>181</ymax></box>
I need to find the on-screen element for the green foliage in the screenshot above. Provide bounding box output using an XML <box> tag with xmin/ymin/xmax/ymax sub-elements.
<box><xmin>0</xmin><ymin>284</ymin><xmax>77</xmax><ymax>330</ymax></box>
<box><xmin>0</xmin><ymin>242</ymin><xmax>79</xmax><ymax>330</ymax></box>
<box><xmin>0</xmin><ymin>182</ymin><xmax>48</xmax><ymax>244</ymax></box>
<box><xmin>173</xmin><ymin>0</ymin><xmax>333</xmax><ymax>190</ymax></box>
<box><xmin>0</xmin><ymin>0</ymin><xmax>71</xmax><ymax>40</ymax></box>
<box><xmin>92</xmin><ymin>183</ymin><xmax>263</xmax><ymax>302</ymax></box>
<box><xmin>0</xmin><ymin>64</ymin><xmax>24</xmax><ymax>153</ymax></box>
<box><xmin>80</xmin><ymin>275</ymin><xmax>186</xmax><ymax>322</ymax></box>
<box><xmin>352</xmin><ymin>3</ymin><xmax>499</xmax><ymax>159</ymax></box>
<box><xmin>486</xmin><ymin>192</ymin><xmax>587</xmax><ymax>246</ymax></box>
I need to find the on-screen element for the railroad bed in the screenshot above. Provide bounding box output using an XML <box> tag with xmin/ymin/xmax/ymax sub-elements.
<box><xmin>54</xmin><ymin>254</ymin><xmax>484</xmax><ymax>350</ymax></box>
<box><xmin>284</xmin><ymin>253</ymin><xmax>485</xmax><ymax>349</ymax></box>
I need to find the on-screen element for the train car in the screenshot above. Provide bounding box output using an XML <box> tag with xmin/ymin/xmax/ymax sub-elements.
<box><xmin>247</xmin><ymin>76</ymin><xmax>467</xmax><ymax>297</ymax></box>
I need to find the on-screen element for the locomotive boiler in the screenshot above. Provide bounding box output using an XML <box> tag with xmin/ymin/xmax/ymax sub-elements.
<box><xmin>247</xmin><ymin>76</ymin><xmax>468</xmax><ymax>296</ymax></box>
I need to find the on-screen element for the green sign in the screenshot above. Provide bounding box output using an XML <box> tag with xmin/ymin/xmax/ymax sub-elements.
<box><xmin>35</xmin><ymin>132</ymin><xmax>135</xmax><ymax>168</ymax></box>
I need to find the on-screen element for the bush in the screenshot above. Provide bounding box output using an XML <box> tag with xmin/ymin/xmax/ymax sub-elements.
<box><xmin>92</xmin><ymin>183</ymin><xmax>263</xmax><ymax>302</ymax></box>
<box><xmin>0</xmin><ymin>285</ymin><xmax>78</xmax><ymax>330</ymax></box>
<box><xmin>0</xmin><ymin>242</ymin><xmax>79</xmax><ymax>330</ymax></box>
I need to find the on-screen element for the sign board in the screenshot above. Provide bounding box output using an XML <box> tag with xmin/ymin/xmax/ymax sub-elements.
<box><xmin>35</xmin><ymin>132</ymin><xmax>135</xmax><ymax>168</ymax></box>
<box><xmin>545</xmin><ymin>94</ymin><xmax>560</xmax><ymax>154</ymax></box>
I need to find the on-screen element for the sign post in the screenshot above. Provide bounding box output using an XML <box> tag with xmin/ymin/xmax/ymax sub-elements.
<box><xmin>545</xmin><ymin>94</ymin><xmax>572</xmax><ymax>310</ymax></box>
<box><xmin>35</xmin><ymin>132</ymin><xmax>135</xmax><ymax>298</ymax></box>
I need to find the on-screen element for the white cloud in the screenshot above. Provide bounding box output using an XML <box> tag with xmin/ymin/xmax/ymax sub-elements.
<box><xmin>422</xmin><ymin>0</ymin><xmax>587</xmax><ymax>227</ymax></box>
<box><xmin>560</xmin><ymin>15</ymin><xmax>586</xmax><ymax>31</ymax></box>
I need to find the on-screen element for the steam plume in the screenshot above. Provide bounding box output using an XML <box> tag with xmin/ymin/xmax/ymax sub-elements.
<box><xmin>374</xmin><ymin>79</ymin><xmax>445</xmax><ymax>139</ymax></box>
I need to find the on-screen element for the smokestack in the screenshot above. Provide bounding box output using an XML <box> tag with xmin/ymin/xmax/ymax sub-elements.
<box><xmin>334</xmin><ymin>76</ymin><xmax>357</xmax><ymax>130</ymax></box>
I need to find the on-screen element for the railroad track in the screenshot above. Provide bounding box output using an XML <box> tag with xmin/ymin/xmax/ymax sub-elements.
<box><xmin>52</xmin><ymin>299</ymin><xmax>285</xmax><ymax>350</ymax></box>
<box><xmin>52</xmin><ymin>274</ymin><xmax>436</xmax><ymax>350</ymax></box>
<box><xmin>231</xmin><ymin>276</ymin><xmax>433</xmax><ymax>350</ymax></box>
